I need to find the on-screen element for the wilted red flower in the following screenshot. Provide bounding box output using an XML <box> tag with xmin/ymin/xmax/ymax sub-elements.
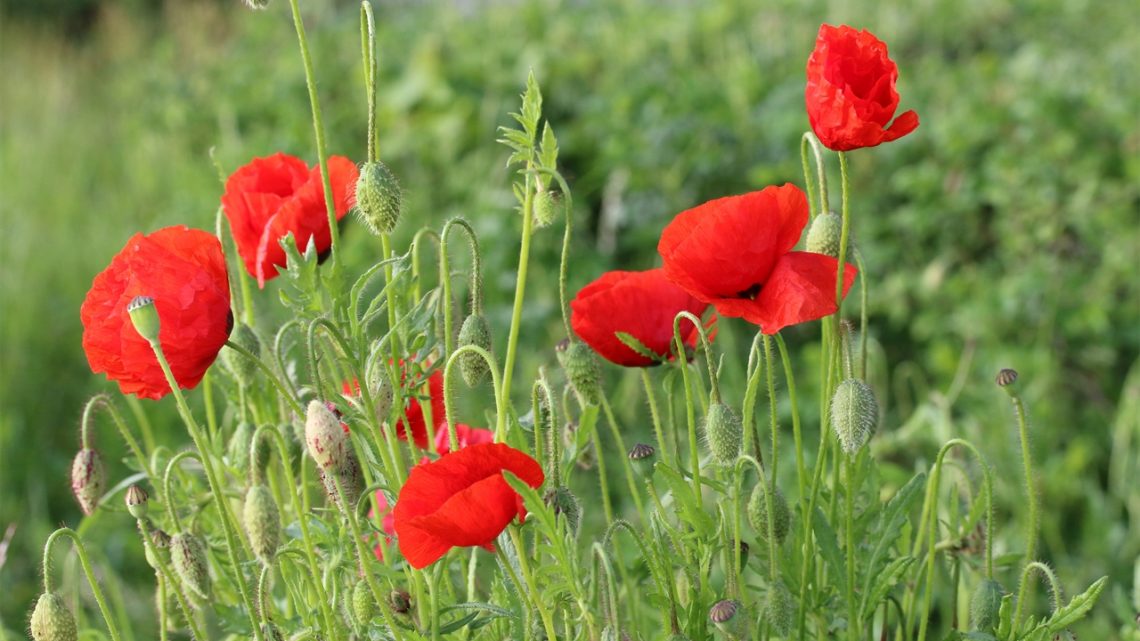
<box><xmin>396</xmin><ymin>366</ymin><xmax>446</xmax><ymax>450</ymax></box>
<box><xmin>221</xmin><ymin>152</ymin><xmax>359</xmax><ymax>287</ymax></box>
<box><xmin>570</xmin><ymin>269</ymin><xmax>713</xmax><ymax>367</ymax></box>
<box><xmin>658</xmin><ymin>184</ymin><xmax>857</xmax><ymax>334</ymax></box>
<box><xmin>393</xmin><ymin>443</ymin><xmax>544</xmax><ymax>569</ymax></box>
<box><xmin>805</xmin><ymin>24</ymin><xmax>919</xmax><ymax>151</ymax></box>
<box><xmin>369</xmin><ymin>489</ymin><xmax>397</xmax><ymax>561</ymax></box>
<box><xmin>81</xmin><ymin>226</ymin><xmax>232</xmax><ymax>399</ymax></box>
<box><xmin>434</xmin><ymin>423</ymin><xmax>494</xmax><ymax>455</ymax></box>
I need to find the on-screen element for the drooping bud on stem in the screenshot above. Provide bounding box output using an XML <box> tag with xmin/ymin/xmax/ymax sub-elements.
<box><xmin>305</xmin><ymin>400</ymin><xmax>348</xmax><ymax>471</ymax></box>
<box><xmin>556</xmin><ymin>339</ymin><xmax>603</xmax><ymax>406</ymax></box>
<box><xmin>389</xmin><ymin>589</ymin><xmax>412</xmax><ymax>614</ymax></box>
<box><xmin>243</xmin><ymin>484</ymin><xmax>280</xmax><ymax>565</ymax></box>
<box><xmin>457</xmin><ymin>315</ymin><xmax>493</xmax><ymax>385</ymax></box>
<box><xmin>125</xmin><ymin>484</ymin><xmax>149</xmax><ymax>520</ymax></box>
<box><xmin>352</xmin><ymin>580</ymin><xmax>376</xmax><ymax>625</ymax></box>
<box><xmin>970</xmin><ymin>578</ymin><xmax>1005</xmax><ymax>632</ymax></box>
<box><xmin>221</xmin><ymin>323</ymin><xmax>260</xmax><ymax>387</ymax></box>
<box><xmin>320</xmin><ymin>449</ymin><xmax>364</xmax><ymax>512</ymax></box>
<box><xmin>806</xmin><ymin>211</ymin><xmax>844</xmax><ymax>258</ymax></box>
<box><xmin>709</xmin><ymin>599</ymin><xmax>749</xmax><ymax>639</ymax></box>
<box><xmin>127</xmin><ymin>295</ymin><xmax>160</xmax><ymax>342</ymax></box>
<box><xmin>170</xmin><ymin>532</ymin><xmax>211</xmax><ymax>600</ymax></box>
<box><xmin>705</xmin><ymin>402</ymin><xmax>743</xmax><ymax>466</ymax></box>
<box><xmin>533</xmin><ymin>189</ymin><xmax>563</xmax><ymax>228</ymax></box>
<box><xmin>353</xmin><ymin>161</ymin><xmax>402</xmax><ymax>235</ymax></box>
<box><xmin>764</xmin><ymin>581</ymin><xmax>795</xmax><ymax>637</ymax></box>
<box><xmin>29</xmin><ymin>593</ymin><xmax>77</xmax><ymax>641</ymax></box>
<box><xmin>831</xmin><ymin>379</ymin><xmax>879</xmax><ymax>455</ymax></box>
<box><xmin>70</xmin><ymin>449</ymin><xmax>105</xmax><ymax>516</ymax></box>
<box><xmin>747</xmin><ymin>483</ymin><xmax>790</xmax><ymax>544</ymax></box>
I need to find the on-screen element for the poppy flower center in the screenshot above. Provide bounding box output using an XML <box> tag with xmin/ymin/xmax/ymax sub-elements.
<box><xmin>736</xmin><ymin>283</ymin><xmax>763</xmax><ymax>300</ymax></box>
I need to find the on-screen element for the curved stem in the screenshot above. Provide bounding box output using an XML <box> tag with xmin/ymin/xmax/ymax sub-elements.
<box><xmin>736</xmin><ymin>455</ymin><xmax>777</xmax><ymax>583</ymax></box>
<box><xmin>410</xmin><ymin>228</ymin><xmax>441</xmax><ymax>300</ymax></box>
<box><xmin>443</xmin><ymin>345</ymin><xmax>505</xmax><ymax>443</ymax></box>
<box><xmin>802</xmin><ymin>132</ymin><xmax>829</xmax><ymax>216</ymax></box>
<box><xmin>1014</xmin><ymin>561</ymin><xmax>1063</xmax><ymax>630</ymax></box>
<box><xmin>82</xmin><ymin>394</ymin><xmax>153</xmax><ymax>479</ymax></box>
<box><xmin>536</xmin><ymin>167</ymin><xmax>575</xmax><ymax>338</ymax></box>
<box><xmin>509</xmin><ymin>526</ymin><xmax>558</xmax><ymax>641</ymax></box>
<box><xmin>41</xmin><ymin>528</ymin><xmax>124</xmax><ymax>641</ymax></box>
<box><xmin>440</xmin><ymin>217</ymin><xmax>484</xmax><ymax>357</ymax></box>
<box><xmin>674</xmin><ymin>310</ymin><xmax>719</xmax><ymax>401</ymax></box>
<box><xmin>162</xmin><ymin>451</ymin><xmax>201</xmax><ymax>532</ymax></box>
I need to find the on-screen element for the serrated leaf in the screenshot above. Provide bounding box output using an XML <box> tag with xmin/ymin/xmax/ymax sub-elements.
<box><xmin>861</xmin><ymin>472</ymin><xmax>926</xmax><ymax>607</ymax></box>
<box><xmin>614</xmin><ymin>331</ymin><xmax>663</xmax><ymax>362</ymax></box>
<box><xmin>654</xmin><ymin>462</ymin><xmax>715</xmax><ymax>536</ymax></box>
<box><xmin>861</xmin><ymin>556</ymin><xmax>915</xmax><ymax>619</ymax></box>
<box><xmin>811</xmin><ymin>507</ymin><xmax>845</xmax><ymax>583</ymax></box>
<box><xmin>996</xmin><ymin>593</ymin><xmax>1015</xmax><ymax>640</ymax></box>
<box><xmin>539</xmin><ymin>122</ymin><xmax>558</xmax><ymax>170</ymax></box>
<box><xmin>1042</xmin><ymin>576</ymin><xmax>1107</xmax><ymax>632</ymax></box>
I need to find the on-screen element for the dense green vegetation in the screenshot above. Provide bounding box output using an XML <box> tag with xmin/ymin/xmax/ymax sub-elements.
<box><xmin>1</xmin><ymin>0</ymin><xmax>1137</xmax><ymax>637</ymax></box>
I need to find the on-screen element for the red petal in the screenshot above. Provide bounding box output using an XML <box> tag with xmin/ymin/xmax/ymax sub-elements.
<box><xmin>721</xmin><ymin>251</ymin><xmax>857</xmax><ymax>334</ymax></box>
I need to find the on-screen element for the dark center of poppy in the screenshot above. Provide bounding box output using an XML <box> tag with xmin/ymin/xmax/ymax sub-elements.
<box><xmin>736</xmin><ymin>283</ymin><xmax>763</xmax><ymax>300</ymax></box>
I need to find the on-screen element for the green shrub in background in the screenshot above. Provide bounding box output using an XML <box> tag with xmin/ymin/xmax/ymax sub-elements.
<box><xmin>0</xmin><ymin>0</ymin><xmax>1137</xmax><ymax>637</ymax></box>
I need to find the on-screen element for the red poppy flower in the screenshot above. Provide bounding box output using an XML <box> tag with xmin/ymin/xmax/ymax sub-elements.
<box><xmin>570</xmin><ymin>269</ymin><xmax>713</xmax><ymax>367</ymax></box>
<box><xmin>221</xmin><ymin>152</ymin><xmax>359</xmax><ymax>287</ymax></box>
<box><xmin>396</xmin><ymin>366</ymin><xmax>446</xmax><ymax>450</ymax></box>
<box><xmin>369</xmin><ymin>490</ymin><xmax>397</xmax><ymax>561</ymax></box>
<box><xmin>805</xmin><ymin>24</ymin><xmax>919</xmax><ymax>151</ymax></box>
<box><xmin>434</xmin><ymin>423</ymin><xmax>495</xmax><ymax>455</ymax></box>
<box><xmin>658</xmin><ymin>184</ymin><xmax>857</xmax><ymax>334</ymax></box>
<box><xmin>81</xmin><ymin>226</ymin><xmax>232</xmax><ymax>399</ymax></box>
<box><xmin>393</xmin><ymin>443</ymin><xmax>544</xmax><ymax>569</ymax></box>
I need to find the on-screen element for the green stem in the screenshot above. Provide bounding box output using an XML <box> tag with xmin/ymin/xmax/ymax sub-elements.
<box><xmin>509</xmin><ymin>526</ymin><xmax>558</xmax><ymax>641</ymax></box>
<box><xmin>500</xmin><ymin>167</ymin><xmax>536</xmax><ymax>416</ymax></box>
<box><xmin>137</xmin><ymin>519</ymin><xmax>204</xmax><ymax>641</ymax></box>
<box><xmin>440</xmin><ymin>217</ymin><xmax>483</xmax><ymax>358</ymax></box>
<box><xmin>640</xmin><ymin>369</ymin><xmax>671</xmax><ymax>468</ymax></box>
<box><xmin>41</xmin><ymin>528</ymin><xmax>124</xmax><ymax>641</ymax></box>
<box><xmin>443</xmin><ymin>345</ymin><xmax>506</xmax><ymax>443</ymax></box>
<box><xmin>802</xmin><ymin>132</ymin><xmax>829</xmax><ymax>215</ymax></box>
<box><xmin>1010</xmin><ymin>394</ymin><xmax>1039</xmax><ymax>566</ymax></box>
<box><xmin>82</xmin><ymin>394</ymin><xmax>153</xmax><ymax>479</ymax></box>
<box><xmin>1013</xmin><ymin>561</ymin><xmax>1063</xmax><ymax>630</ymax></box>
<box><xmin>600</xmin><ymin>396</ymin><xmax>647</xmax><ymax>520</ymax></box>
<box><xmin>536</xmin><ymin>167</ymin><xmax>575</xmax><ymax>338</ymax></box>
<box><xmin>844</xmin><ymin>457</ymin><xmax>858</xmax><ymax>641</ymax></box>
<box><xmin>835</xmin><ymin>151</ymin><xmax>851</xmax><ymax>312</ymax></box>
<box><xmin>156</xmin><ymin>573</ymin><xmax>168</xmax><ymax>641</ymax></box>
<box><xmin>774</xmin><ymin>335</ymin><xmax>807</xmax><ymax>513</ymax></box>
<box><xmin>359</xmin><ymin>0</ymin><xmax>378</xmax><ymax>163</ymax></box>
<box><xmin>225</xmin><ymin>339</ymin><xmax>304</xmax><ymax>418</ymax></box>
<box><xmin>763</xmin><ymin>335</ymin><xmax>780</xmax><ymax>484</ymax></box>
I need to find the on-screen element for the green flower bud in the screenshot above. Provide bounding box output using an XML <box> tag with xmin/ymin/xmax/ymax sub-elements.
<box><xmin>320</xmin><ymin>450</ymin><xmax>364</xmax><ymax>511</ymax></box>
<box><xmin>533</xmin><ymin>189</ymin><xmax>562</xmax><ymax>228</ymax></box>
<box><xmin>830</xmin><ymin>379</ymin><xmax>879</xmax><ymax>455</ymax></box>
<box><xmin>457</xmin><ymin>314</ymin><xmax>493</xmax><ymax>386</ymax></box>
<box><xmin>140</xmin><ymin>525</ymin><xmax>170</xmax><ymax>570</ymax></box>
<box><xmin>305</xmin><ymin>400</ymin><xmax>348</xmax><ymax>472</ymax></box>
<box><xmin>970</xmin><ymin>578</ymin><xmax>1005</xmax><ymax>632</ymax></box>
<box><xmin>543</xmin><ymin>486</ymin><xmax>581</xmax><ymax>537</ymax></box>
<box><xmin>29</xmin><ymin>593</ymin><xmax>77</xmax><ymax>641</ymax></box>
<box><xmin>764</xmin><ymin>581</ymin><xmax>795</xmax><ymax>638</ymax></box>
<box><xmin>127</xmin><ymin>295</ymin><xmax>160</xmax><ymax>342</ymax></box>
<box><xmin>227</xmin><ymin>421</ymin><xmax>254</xmax><ymax>471</ymax></box>
<box><xmin>353</xmin><ymin>161</ymin><xmax>402</xmax><ymax>235</ymax></box>
<box><xmin>171</xmin><ymin>532</ymin><xmax>211</xmax><ymax>600</ymax></box>
<box><xmin>221</xmin><ymin>323</ymin><xmax>260</xmax><ymax>387</ymax></box>
<box><xmin>705</xmin><ymin>402</ymin><xmax>742</xmax><ymax>467</ymax></box>
<box><xmin>805</xmin><ymin>211</ymin><xmax>844</xmax><ymax>258</ymax></box>
<box><xmin>70</xmin><ymin>448</ymin><xmax>105</xmax><ymax>516</ymax></box>
<box><xmin>125</xmin><ymin>484</ymin><xmax>149</xmax><ymax>520</ymax></box>
<box><xmin>557</xmin><ymin>339</ymin><xmax>603</xmax><ymax>406</ymax></box>
<box><xmin>352</xmin><ymin>580</ymin><xmax>375</xmax><ymax>625</ymax></box>
<box><xmin>747</xmin><ymin>483</ymin><xmax>791</xmax><ymax>544</ymax></box>
<box><xmin>709</xmin><ymin>599</ymin><xmax>749</xmax><ymax>639</ymax></box>
<box><xmin>368</xmin><ymin>368</ymin><xmax>395</xmax><ymax>423</ymax></box>
<box><xmin>243</xmin><ymin>484</ymin><xmax>280</xmax><ymax>564</ymax></box>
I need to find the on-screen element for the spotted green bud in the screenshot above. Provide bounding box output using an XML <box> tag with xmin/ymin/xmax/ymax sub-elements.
<box><xmin>320</xmin><ymin>450</ymin><xmax>364</xmax><ymax>511</ymax></box>
<box><xmin>222</xmin><ymin>323</ymin><xmax>260</xmax><ymax>386</ymax></box>
<box><xmin>830</xmin><ymin>379</ymin><xmax>879</xmax><ymax>455</ymax></box>
<box><xmin>457</xmin><ymin>314</ymin><xmax>493</xmax><ymax>385</ymax></box>
<box><xmin>764</xmin><ymin>581</ymin><xmax>795</xmax><ymax>637</ymax></box>
<box><xmin>543</xmin><ymin>486</ymin><xmax>581</xmax><ymax>537</ymax></box>
<box><xmin>705</xmin><ymin>402</ymin><xmax>742</xmax><ymax>466</ymax></box>
<box><xmin>353</xmin><ymin>161</ymin><xmax>402</xmax><ymax>235</ymax></box>
<box><xmin>533</xmin><ymin>189</ymin><xmax>562</xmax><ymax>228</ymax></box>
<box><xmin>709</xmin><ymin>599</ymin><xmax>749</xmax><ymax>639</ymax></box>
<box><xmin>747</xmin><ymin>483</ymin><xmax>790</xmax><ymax>544</ymax></box>
<box><xmin>352</xmin><ymin>580</ymin><xmax>375</xmax><ymax>625</ymax></box>
<box><xmin>70</xmin><ymin>448</ymin><xmax>105</xmax><ymax>516</ymax></box>
<box><xmin>29</xmin><ymin>593</ymin><xmax>76</xmax><ymax>641</ymax></box>
<box><xmin>305</xmin><ymin>400</ymin><xmax>348</xmax><ymax>472</ymax></box>
<box><xmin>127</xmin><ymin>295</ymin><xmax>160</xmax><ymax>342</ymax></box>
<box><xmin>805</xmin><ymin>211</ymin><xmax>844</xmax><ymax>258</ymax></box>
<box><xmin>125</xmin><ymin>484</ymin><xmax>149</xmax><ymax>519</ymax></box>
<box><xmin>171</xmin><ymin>532</ymin><xmax>211</xmax><ymax>600</ymax></box>
<box><xmin>970</xmin><ymin>578</ymin><xmax>1005</xmax><ymax>632</ymax></box>
<box><xmin>557</xmin><ymin>339</ymin><xmax>603</xmax><ymax>406</ymax></box>
<box><xmin>244</xmin><ymin>484</ymin><xmax>280</xmax><ymax>564</ymax></box>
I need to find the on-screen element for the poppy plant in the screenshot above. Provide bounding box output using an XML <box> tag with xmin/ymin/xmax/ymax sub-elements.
<box><xmin>80</xmin><ymin>226</ymin><xmax>232</xmax><ymax>399</ymax></box>
<box><xmin>393</xmin><ymin>443</ymin><xmax>544</xmax><ymax>569</ymax></box>
<box><xmin>434</xmin><ymin>423</ymin><xmax>495</xmax><ymax>455</ymax></box>
<box><xmin>396</xmin><ymin>366</ymin><xmax>446</xmax><ymax>449</ymax></box>
<box><xmin>805</xmin><ymin>24</ymin><xmax>919</xmax><ymax>151</ymax></box>
<box><xmin>221</xmin><ymin>152</ymin><xmax>359</xmax><ymax>287</ymax></box>
<box><xmin>658</xmin><ymin>184</ymin><xmax>856</xmax><ymax>334</ymax></box>
<box><xmin>570</xmin><ymin>269</ymin><xmax>712</xmax><ymax>367</ymax></box>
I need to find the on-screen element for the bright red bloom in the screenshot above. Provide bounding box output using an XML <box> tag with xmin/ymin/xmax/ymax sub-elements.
<box><xmin>393</xmin><ymin>443</ymin><xmax>544</xmax><ymax>569</ymax></box>
<box><xmin>570</xmin><ymin>269</ymin><xmax>712</xmax><ymax>367</ymax></box>
<box><xmin>658</xmin><ymin>184</ymin><xmax>857</xmax><ymax>334</ymax></box>
<box><xmin>221</xmin><ymin>152</ymin><xmax>359</xmax><ymax>287</ymax></box>
<box><xmin>81</xmin><ymin>226</ymin><xmax>232</xmax><ymax>399</ymax></box>
<box><xmin>805</xmin><ymin>24</ymin><xmax>919</xmax><ymax>151</ymax></box>
<box><xmin>434</xmin><ymin>423</ymin><xmax>495</xmax><ymax>455</ymax></box>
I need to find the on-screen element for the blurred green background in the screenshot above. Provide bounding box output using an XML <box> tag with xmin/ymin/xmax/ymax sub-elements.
<box><xmin>1</xmin><ymin>0</ymin><xmax>1138</xmax><ymax>637</ymax></box>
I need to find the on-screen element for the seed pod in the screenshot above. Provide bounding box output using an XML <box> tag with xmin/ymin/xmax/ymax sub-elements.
<box><xmin>747</xmin><ymin>483</ymin><xmax>791</xmax><ymax>544</ymax></box>
<box><xmin>556</xmin><ymin>339</ymin><xmax>603</xmax><ymax>406</ymax></box>
<box><xmin>709</xmin><ymin>599</ymin><xmax>749</xmax><ymax>639</ymax></box>
<box><xmin>995</xmin><ymin>368</ymin><xmax>1020</xmax><ymax>397</ymax></box>
<box><xmin>533</xmin><ymin>189</ymin><xmax>562</xmax><ymax>228</ymax></box>
<box><xmin>320</xmin><ymin>450</ymin><xmax>364</xmax><ymax>511</ymax></box>
<box><xmin>456</xmin><ymin>314</ymin><xmax>493</xmax><ymax>386</ymax></box>
<box><xmin>970</xmin><ymin>578</ymin><xmax>1005</xmax><ymax>632</ymax></box>
<box><xmin>29</xmin><ymin>593</ymin><xmax>77</xmax><ymax>641</ymax></box>
<box><xmin>627</xmin><ymin>443</ymin><xmax>656</xmax><ymax>477</ymax></box>
<box><xmin>830</xmin><ymin>379</ymin><xmax>879</xmax><ymax>455</ymax></box>
<box><xmin>353</xmin><ymin>161</ymin><xmax>402</xmax><ymax>235</ymax></box>
<box><xmin>704</xmin><ymin>402</ymin><xmax>743</xmax><ymax>466</ymax></box>
<box><xmin>352</xmin><ymin>580</ymin><xmax>375</xmax><ymax>625</ymax></box>
<box><xmin>70</xmin><ymin>448</ymin><xmax>105</xmax><ymax>516</ymax></box>
<box><xmin>305</xmin><ymin>400</ymin><xmax>348</xmax><ymax>472</ymax></box>
<box><xmin>126</xmin><ymin>295</ymin><xmax>160</xmax><ymax>341</ymax></box>
<box><xmin>243</xmin><ymin>484</ymin><xmax>280</xmax><ymax>564</ymax></box>
<box><xmin>764</xmin><ymin>581</ymin><xmax>795</xmax><ymax>638</ymax></box>
<box><xmin>805</xmin><ymin>211</ymin><xmax>844</xmax><ymax>258</ymax></box>
<box><xmin>171</xmin><ymin>532</ymin><xmax>211</xmax><ymax>600</ymax></box>
<box><xmin>125</xmin><ymin>484</ymin><xmax>149</xmax><ymax>519</ymax></box>
<box><xmin>543</xmin><ymin>486</ymin><xmax>581</xmax><ymax>537</ymax></box>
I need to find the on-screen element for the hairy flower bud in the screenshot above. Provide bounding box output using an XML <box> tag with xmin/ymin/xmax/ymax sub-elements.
<box><xmin>243</xmin><ymin>484</ymin><xmax>280</xmax><ymax>564</ymax></box>
<box><xmin>320</xmin><ymin>450</ymin><xmax>364</xmax><ymax>511</ymax></box>
<box><xmin>556</xmin><ymin>339</ymin><xmax>603</xmax><ymax>406</ymax></box>
<box><xmin>352</xmin><ymin>580</ymin><xmax>375</xmax><ymax>625</ymax></box>
<box><xmin>543</xmin><ymin>486</ymin><xmax>582</xmax><ymax>536</ymax></box>
<box><xmin>368</xmin><ymin>368</ymin><xmax>395</xmax><ymax>423</ymax></box>
<box><xmin>747</xmin><ymin>483</ymin><xmax>791</xmax><ymax>543</ymax></box>
<box><xmin>705</xmin><ymin>402</ymin><xmax>743</xmax><ymax>466</ymax></box>
<box><xmin>127</xmin><ymin>295</ymin><xmax>160</xmax><ymax>342</ymax></box>
<box><xmin>709</xmin><ymin>599</ymin><xmax>749</xmax><ymax>639</ymax></box>
<box><xmin>831</xmin><ymin>379</ymin><xmax>879</xmax><ymax>455</ymax></box>
<box><xmin>533</xmin><ymin>189</ymin><xmax>562</xmax><ymax>228</ymax></box>
<box><xmin>305</xmin><ymin>400</ymin><xmax>348</xmax><ymax>471</ymax></box>
<box><xmin>70</xmin><ymin>448</ymin><xmax>105</xmax><ymax>516</ymax></box>
<box><xmin>764</xmin><ymin>581</ymin><xmax>795</xmax><ymax>637</ymax></box>
<box><xmin>171</xmin><ymin>532</ymin><xmax>211</xmax><ymax>600</ymax></box>
<box><xmin>125</xmin><ymin>484</ymin><xmax>149</xmax><ymax>519</ymax></box>
<box><xmin>457</xmin><ymin>314</ymin><xmax>493</xmax><ymax>385</ymax></box>
<box><xmin>221</xmin><ymin>323</ymin><xmax>260</xmax><ymax>387</ymax></box>
<box><xmin>29</xmin><ymin>593</ymin><xmax>77</xmax><ymax>641</ymax></box>
<box><xmin>805</xmin><ymin>211</ymin><xmax>844</xmax><ymax>258</ymax></box>
<box><xmin>970</xmin><ymin>578</ymin><xmax>1005</xmax><ymax>632</ymax></box>
<box><xmin>353</xmin><ymin>161</ymin><xmax>402</xmax><ymax>235</ymax></box>
<box><xmin>140</xmin><ymin>525</ymin><xmax>170</xmax><ymax>569</ymax></box>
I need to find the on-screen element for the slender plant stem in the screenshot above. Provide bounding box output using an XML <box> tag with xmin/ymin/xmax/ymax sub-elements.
<box><xmin>835</xmin><ymin>151</ymin><xmax>852</xmax><ymax>312</ymax></box>
<box><xmin>844</xmin><ymin>457</ymin><xmax>858</xmax><ymax>641</ymax></box>
<box><xmin>500</xmin><ymin>168</ymin><xmax>536</xmax><ymax>415</ymax></box>
<box><xmin>138</xmin><ymin>519</ymin><xmax>205</xmax><ymax>641</ymax></box>
<box><xmin>774</xmin><ymin>335</ymin><xmax>807</xmax><ymax>510</ymax></box>
<box><xmin>509</xmin><ymin>526</ymin><xmax>559</xmax><ymax>641</ymax></box>
<box><xmin>640</xmin><ymin>368</ymin><xmax>672</xmax><ymax>468</ymax></box>
<box><xmin>1013</xmin><ymin>561</ymin><xmax>1063</xmax><ymax>630</ymax></box>
<box><xmin>763</xmin><ymin>335</ymin><xmax>780</xmax><ymax>483</ymax></box>
<box><xmin>1010</xmin><ymin>394</ymin><xmax>1039</xmax><ymax>566</ymax></box>
<box><xmin>157</xmin><ymin>573</ymin><xmax>168</xmax><ymax>641</ymax></box>
<box><xmin>225</xmin><ymin>339</ymin><xmax>304</xmax><ymax>417</ymax></box>
<box><xmin>41</xmin><ymin>528</ymin><xmax>124</xmax><ymax>641</ymax></box>
<box><xmin>600</xmin><ymin>396</ymin><xmax>647</xmax><ymax>519</ymax></box>
<box><xmin>82</xmin><ymin>394</ymin><xmax>153</xmax><ymax>479</ymax></box>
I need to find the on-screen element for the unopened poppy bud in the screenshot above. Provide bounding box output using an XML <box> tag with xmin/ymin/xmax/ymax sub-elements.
<box><xmin>995</xmin><ymin>368</ymin><xmax>1020</xmax><ymax>396</ymax></box>
<box><xmin>305</xmin><ymin>400</ymin><xmax>348</xmax><ymax>471</ymax></box>
<box><xmin>127</xmin><ymin>295</ymin><xmax>160</xmax><ymax>342</ymax></box>
<box><xmin>970</xmin><ymin>578</ymin><xmax>1004</xmax><ymax>632</ymax></box>
<box><xmin>352</xmin><ymin>580</ymin><xmax>375</xmax><ymax>625</ymax></box>
<box><xmin>227</xmin><ymin>421</ymin><xmax>253</xmax><ymax>471</ymax></box>
<box><xmin>705</xmin><ymin>402</ymin><xmax>743</xmax><ymax>466</ymax></box>
<box><xmin>389</xmin><ymin>589</ymin><xmax>412</xmax><ymax>614</ymax></box>
<box><xmin>140</xmin><ymin>525</ymin><xmax>170</xmax><ymax>569</ymax></box>
<box><xmin>830</xmin><ymin>379</ymin><xmax>879</xmax><ymax>455</ymax></box>
<box><xmin>368</xmin><ymin>369</ymin><xmax>395</xmax><ymax>423</ymax></box>
<box><xmin>353</xmin><ymin>161</ymin><xmax>402</xmax><ymax>235</ymax></box>
<box><xmin>805</xmin><ymin>211</ymin><xmax>844</xmax><ymax>258</ymax></box>
<box><xmin>747</xmin><ymin>483</ymin><xmax>791</xmax><ymax>544</ymax></box>
<box><xmin>171</xmin><ymin>532</ymin><xmax>211</xmax><ymax>600</ymax></box>
<box><xmin>543</xmin><ymin>486</ymin><xmax>581</xmax><ymax>536</ymax></box>
<box><xmin>764</xmin><ymin>581</ymin><xmax>794</xmax><ymax>637</ymax></box>
<box><xmin>320</xmin><ymin>450</ymin><xmax>364</xmax><ymax>511</ymax></box>
<box><xmin>533</xmin><ymin>189</ymin><xmax>562</xmax><ymax>228</ymax></box>
<box><xmin>29</xmin><ymin>593</ymin><xmax>77</xmax><ymax>641</ymax></box>
<box><xmin>556</xmin><ymin>339</ymin><xmax>603</xmax><ymax>406</ymax></box>
<box><xmin>627</xmin><ymin>443</ymin><xmax>656</xmax><ymax>477</ymax></box>
<box><xmin>709</xmin><ymin>599</ymin><xmax>749</xmax><ymax>639</ymax></box>
<box><xmin>70</xmin><ymin>448</ymin><xmax>105</xmax><ymax>516</ymax></box>
<box><xmin>243</xmin><ymin>484</ymin><xmax>280</xmax><ymax>564</ymax></box>
<box><xmin>221</xmin><ymin>323</ymin><xmax>260</xmax><ymax>387</ymax></box>
<box><xmin>125</xmin><ymin>484</ymin><xmax>149</xmax><ymax>519</ymax></box>
<box><xmin>457</xmin><ymin>314</ymin><xmax>493</xmax><ymax>385</ymax></box>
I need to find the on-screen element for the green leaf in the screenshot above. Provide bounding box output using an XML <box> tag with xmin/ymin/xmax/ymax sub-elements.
<box><xmin>539</xmin><ymin>122</ymin><xmax>558</xmax><ymax>171</ymax></box>
<box><xmin>614</xmin><ymin>331</ymin><xmax>663</xmax><ymax>363</ymax></box>
<box><xmin>811</xmin><ymin>507</ymin><xmax>845</xmax><ymax>584</ymax></box>
<box><xmin>654</xmin><ymin>462</ymin><xmax>715</xmax><ymax>536</ymax></box>
<box><xmin>996</xmin><ymin>593</ymin><xmax>1015</xmax><ymax>640</ymax></box>
<box><xmin>861</xmin><ymin>472</ymin><xmax>926</xmax><ymax>610</ymax></box>
<box><xmin>1042</xmin><ymin>576</ymin><xmax>1108</xmax><ymax>632</ymax></box>
<box><xmin>861</xmin><ymin>556</ymin><xmax>915</xmax><ymax>619</ymax></box>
